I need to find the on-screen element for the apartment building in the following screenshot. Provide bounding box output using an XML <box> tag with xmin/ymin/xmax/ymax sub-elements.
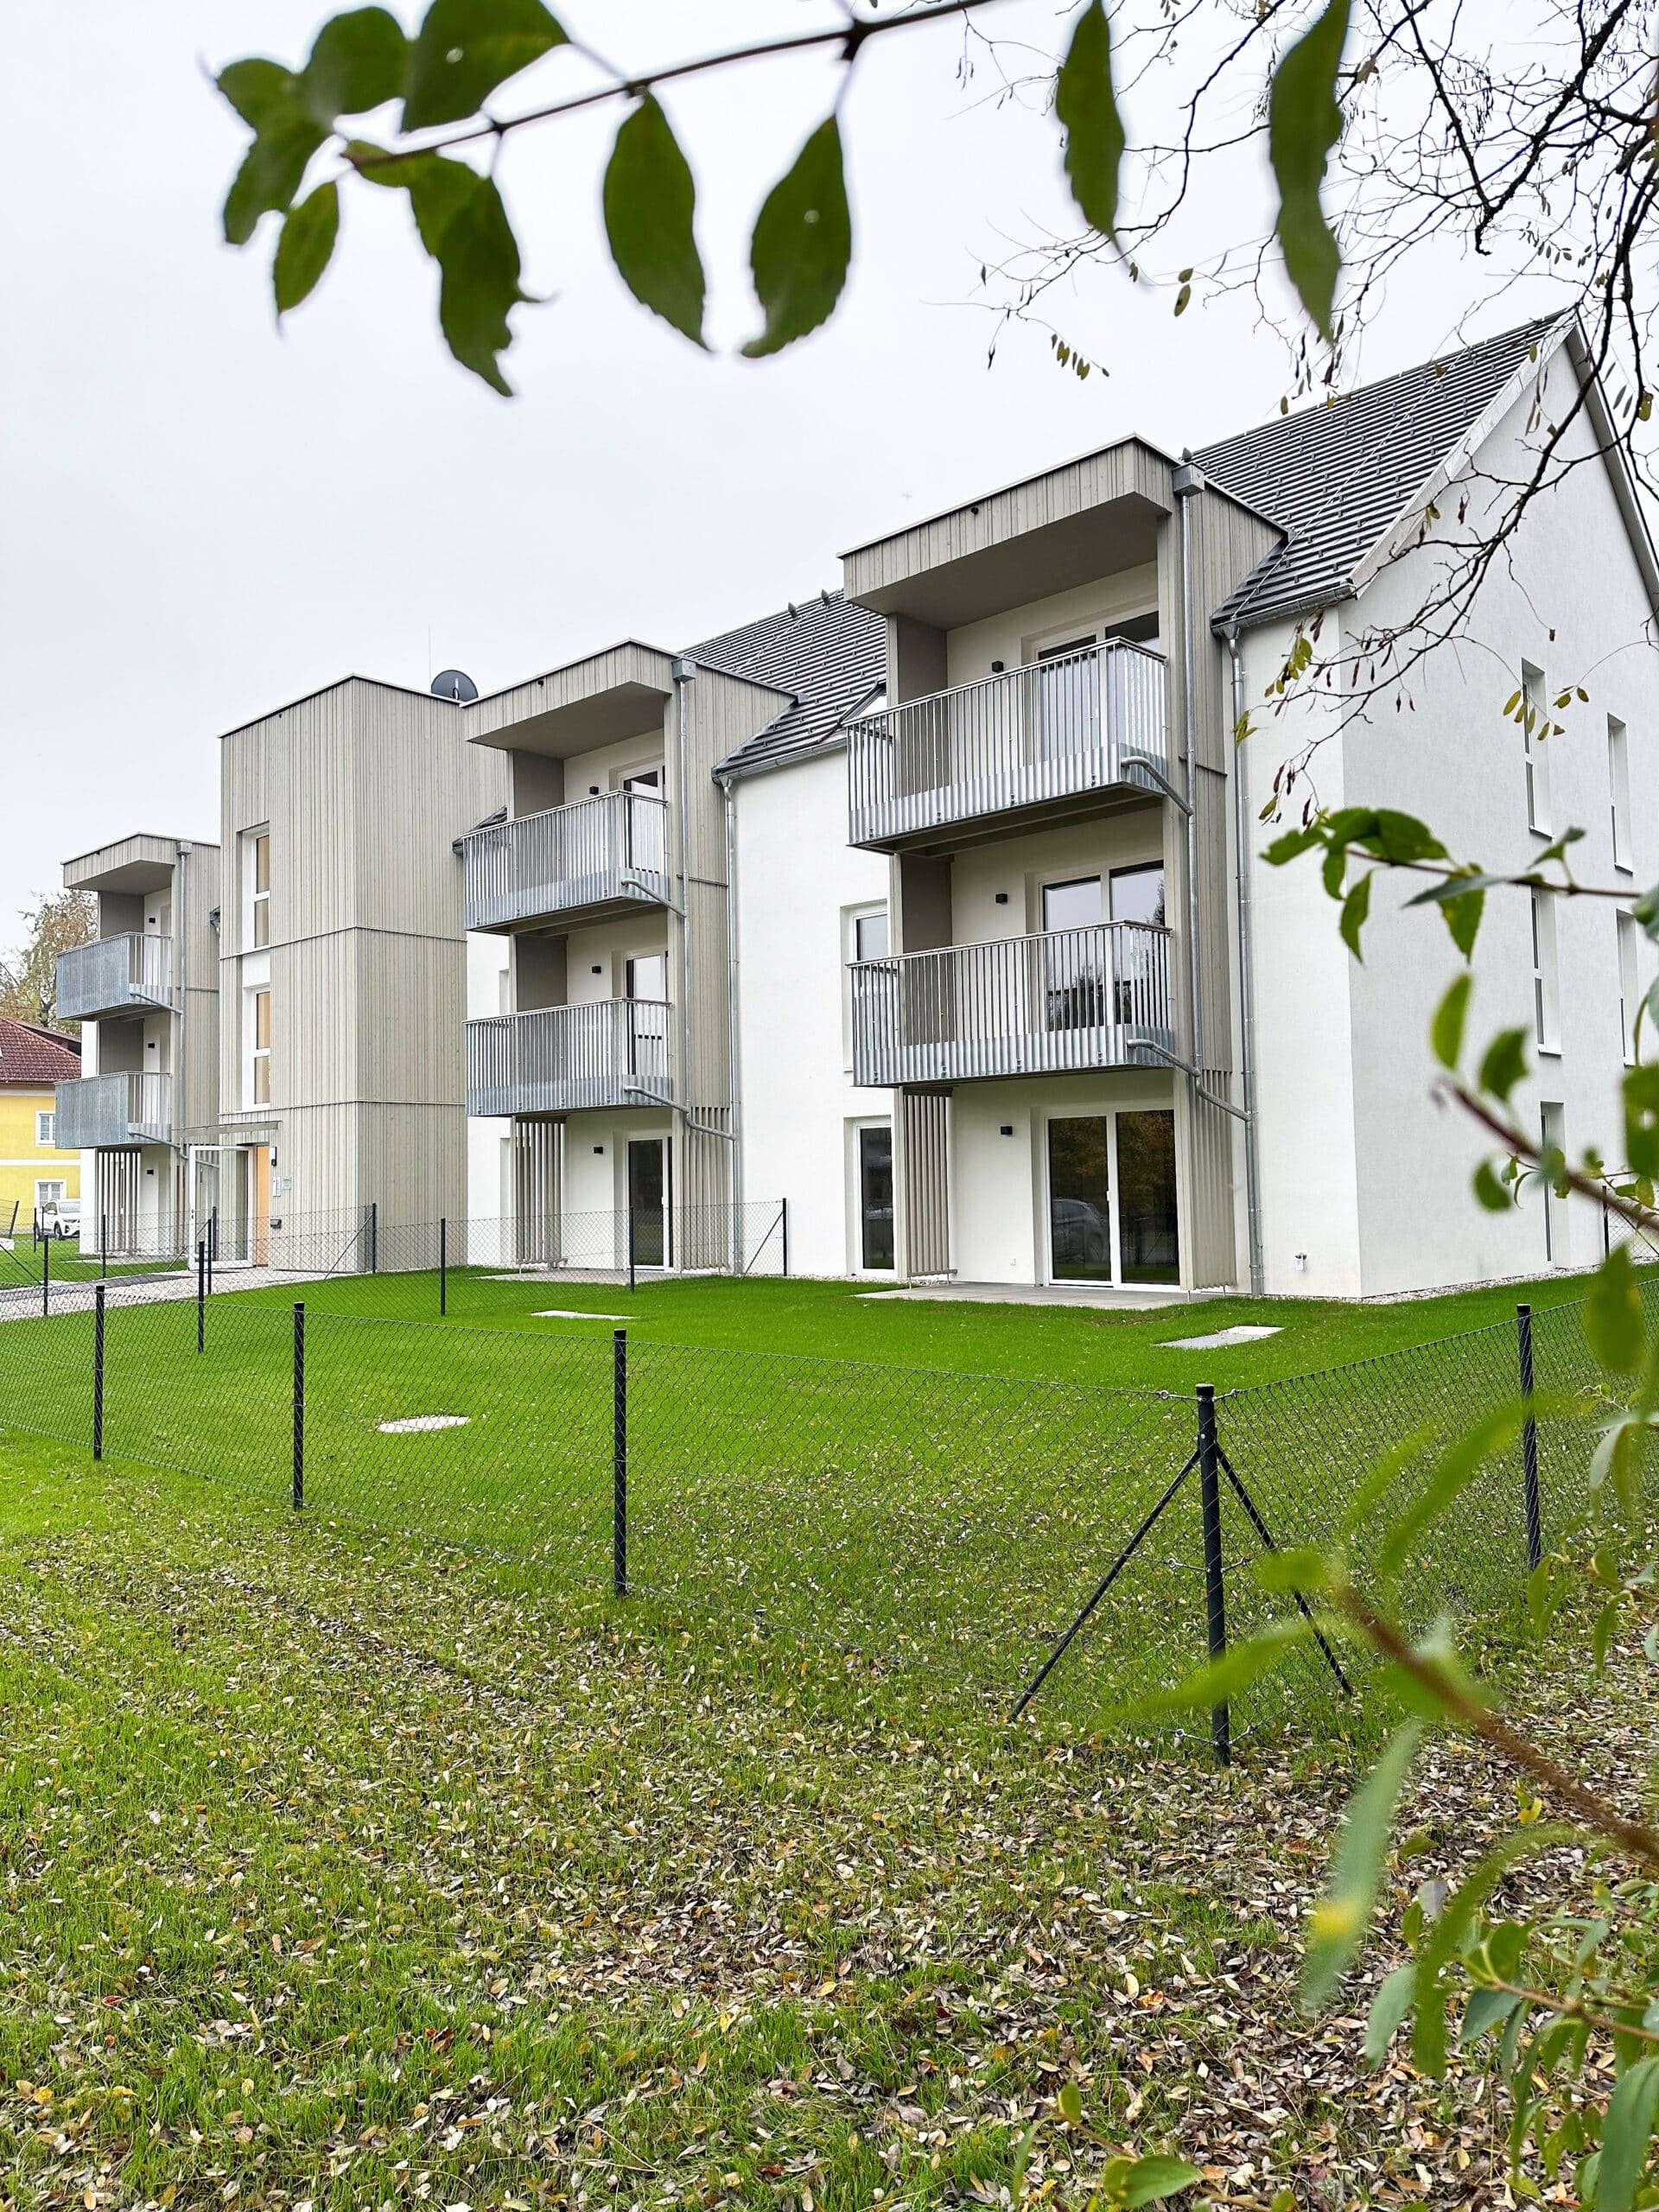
<box><xmin>56</xmin><ymin>316</ymin><xmax>1656</xmax><ymax>1298</ymax></box>
<box><xmin>54</xmin><ymin>836</ymin><xmax>219</xmax><ymax>1250</ymax></box>
<box><xmin>0</xmin><ymin>1017</ymin><xmax>80</xmax><ymax>1230</ymax></box>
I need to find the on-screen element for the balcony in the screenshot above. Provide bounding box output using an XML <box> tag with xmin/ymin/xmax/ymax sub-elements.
<box><xmin>467</xmin><ymin>1001</ymin><xmax>673</xmax><ymax>1117</ymax></box>
<box><xmin>850</xmin><ymin>922</ymin><xmax>1175</xmax><ymax>1087</ymax></box>
<box><xmin>56</xmin><ymin>933</ymin><xmax>178</xmax><ymax>1023</ymax></box>
<box><xmin>846</xmin><ymin>642</ymin><xmax>1168</xmax><ymax>852</ymax></box>
<box><xmin>54</xmin><ymin>1071</ymin><xmax>173</xmax><ymax>1148</ymax></box>
<box><xmin>463</xmin><ymin>790</ymin><xmax>671</xmax><ymax>932</ymax></box>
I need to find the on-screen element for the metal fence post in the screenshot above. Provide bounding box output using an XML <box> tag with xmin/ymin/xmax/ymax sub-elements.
<box><xmin>100</xmin><ymin>1211</ymin><xmax>107</xmax><ymax>1282</ymax></box>
<box><xmin>1517</xmin><ymin>1302</ymin><xmax>1542</xmax><ymax>1572</ymax></box>
<box><xmin>370</xmin><ymin>1201</ymin><xmax>378</xmax><ymax>1275</ymax></box>
<box><xmin>440</xmin><ymin>1216</ymin><xmax>448</xmax><ymax>1317</ymax></box>
<box><xmin>627</xmin><ymin>1205</ymin><xmax>637</xmax><ymax>1295</ymax></box>
<box><xmin>41</xmin><ymin>1229</ymin><xmax>49</xmax><ymax>1318</ymax></box>
<box><xmin>781</xmin><ymin>1197</ymin><xmax>790</xmax><ymax>1278</ymax></box>
<box><xmin>292</xmin><ymin>1302</ymin><xmax>306</xmax><ymax>1510</ymax></box>
<box><xmin>1197</xmin><ymin>1383</ymin><xmax>1231</xmax><ymax>1769</ymax></box>
<box><xmin>197</xmin><ymin>1241</ymin><xmax>207</xmax><ymax>1353</ymax></box>
<box><xmin>613</xmin><ymin>1327</ymin><xmax>627</xmax><ymax>1596</ymax></box>
<box><xmin>92</xmin><ymin>1284</ymin><xmax>105</xmax><ymax>1462</ymax></box>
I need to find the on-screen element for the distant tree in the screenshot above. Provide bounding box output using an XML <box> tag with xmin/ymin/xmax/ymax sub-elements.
<box><xmin>0</xmin><ymin>890</ymin><xmax>97</xmax><ymax>1033</ymax></box>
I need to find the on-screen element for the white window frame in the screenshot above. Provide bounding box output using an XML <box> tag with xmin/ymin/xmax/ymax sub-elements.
<box><xmin>1610</xmin><ymin>716</ymin><xmax>1634</xmax><ymax>874</ymax></box>
<box><xmin>249</xmin><ymin>984</ymin><xmax>270</xmax><ymax>1106</ymax></box>
<box><xmin>1522</xmin><ymin>663</ymin><xmax>1551</xmax><ymax>836</ymax></box>
<box><xmin>35</xmin><ymin>1179</ymin><xmax>66</xmax><ymax>1212</ymax></box>
<box><xmin>843</xmin><ymin>902</ymin><xmax>890</xmax><ymax>1071</ymax></box>
<box><xmin>1618</xmin><ymin>909</ymin><xmax>1642</xmax><ymax>1066</ymax></box>
<box><xmin>245</xmin><ymin>826</ymin><xmax>271</xmax><ymax>951</ymax></box>
<box><xmin>846</xmin><ymin>1115</ymin><xmax>896</xmax><ymax>1274</ymax></box>
<box><xmin>1531</xmin><ymin>887</ymin><xmax>1560</xmax><ymax>1054</ymax></box>
<box><xmin>1541</xmin><ymin>1101</ymin><xmax>1567</xmax><ymax>1266</ymax></box>
<box><xmin>35</xmin><ymin>1109</ymin><xmax>54</xmax><ymax>1147</ymax></box>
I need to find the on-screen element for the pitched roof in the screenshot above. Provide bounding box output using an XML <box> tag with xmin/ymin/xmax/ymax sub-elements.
<box><xmin>0</xmin><ymin>1014</ymin><xmax>81</xmax><ymax>1087</ymax></box>
<box><xmin>1198</xmin><ymin>317</ymin><xmax>1563</xmax><ymax>629</ymax></box>
<box><xmin>696</xmin><ymin>593</ymin><xmax>887</xmax><ymax>779</ymax></box>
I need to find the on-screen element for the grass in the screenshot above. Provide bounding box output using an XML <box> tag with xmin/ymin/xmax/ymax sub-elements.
<box><xmin>205</xmin><ymin>1257</ymin><xmax>1614</xmax><ymax>1391</ymax></box>
<box><xmin>0</xmin><ymin>1427</ymin><xmax>1645</xmax><ymax>2211</ymax></box>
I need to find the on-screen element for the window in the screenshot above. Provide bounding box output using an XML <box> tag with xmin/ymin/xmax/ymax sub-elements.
<box><xmin>35</xmin><ymin>1180</ymin><xmax>66</xmax><ymax>1210</ymax></box>
<box><xmin>1530</xmin><ymin>887</ymin><xmax>1560</xmax><ymax>1053</ymax></box>
<box><xmin>1610</xmin><ymin>717</ymin><xmax>1633</xmax><ymax>873</ymax></box>
<box><xmin>854</xmin><ymin>910</ymin><xmax>889</xmax><ymax>963</ymax></box>
<box><xmin>1619</xmin><ymin>910</ymin><xmax>1642</xmax><ymax>1065</ymax></box>
<box><xmin>251</xmin><ymin>988</ymin><xmax>270</xmax><ymax>1104</ymax></box>
<box><xmin>251</xmin><ymin>830</ymin><xmax>270</xmax><ymax>948</ymax></box>
<box><xmin>625</xmin><ymin>952</ymin><xmax>668</xmax><ymax>1002</ymax></box>
<box><xmin>1042</xmin><ymin>877</ymin><xmax>1106</xmax><ymax>1031</ymax></box>
<box><xmin>35</xmin><ymin>1109</ymin><xmax>54</xmax><ymax>1147</ymax></box>
<box><xmin>1522</xmin><ymin>663</ymin><xmax>1550</xmax><ymax>835</ymax></box>
<box><xmin>1541</xmin><ymin>1102</ymin><xmax>1567</xmax><ymax>1265</ymax></box>
<box><xmin>856</xmin><ymin>1125</ymin><xmax>895</xmax><ymax>1270</ymax></box>
<box><xmin>1109</xmin><ymin>863</ymin><xmax>1166</xmax><ymax>927</ymax></box>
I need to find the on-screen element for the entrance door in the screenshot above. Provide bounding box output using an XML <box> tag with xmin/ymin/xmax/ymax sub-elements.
<box><xmin>857</xmin><ymin>1124</ymin><xmax>894</xmax><ymax>1270</ymax></box>
<box><xmin>1116</xmin><ymin>1109</ymin><xmax>1179</xmax><ymax>1283</ymax></box>
<box><xmin>626</xmin><ymin>1138</ymin><xmax>669</xmax><ymax>1268</ymax></box>
<box><xmin>1047</xmin><ymin>1116</ymin><xmax>1113</xmax><ymax>1281</ymax></box>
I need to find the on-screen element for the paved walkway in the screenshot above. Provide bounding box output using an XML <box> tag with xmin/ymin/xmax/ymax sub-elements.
<box><xmin>0</xmin><ymin>1264</ymin><xmax>322</xmax><ymax>1322</ymax></box>
<box><xmin>856</xmin><ymin>1280</ymin><xmax>1215</xmax><ymax>1312</ymax></box>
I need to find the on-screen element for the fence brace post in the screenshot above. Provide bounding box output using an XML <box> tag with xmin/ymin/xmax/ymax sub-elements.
<box><xmin>1197</xmin><ymin>1382</ymin><xmax>1231</xmax><ymax>1769</ymax></box>
<box><xmin>292</xmin><ymin>1302</ymin><xmax>306</xmax><ymax>1510</ymax></box>
<box><xmin>1517</xmin><ymin>1302</ymin><xmax>1542</xmax><ymax>1573</ymax></box>
<box><xmin>440</xmin><ymin>1215</ymin><xmax>448</xmax><ymax>1317</ymax></box>
<box><xmin>92</xmin><ymin>1283</ymin><xmax>105</xmax><ymax>1461</ymax></box>
<box><xmin>613</xmin><ymin>1327</ymin><xmax>627</xmax><ymax>1596</ymax></box>
<box><xmin>197</xmin><ymin>1240</ymin><xmax>207</xmax><ymax>1354</ymax></box>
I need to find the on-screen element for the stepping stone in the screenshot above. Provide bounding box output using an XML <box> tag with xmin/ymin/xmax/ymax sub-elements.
<box><xmin>1160</xmin><ymin>1324</ymin><xmax>1283</xmax><ymax>1351</ymax></box>
<box><xmin>377</xmin><ymin>1414</ymin><xmax>470</xmax><ymax>1433</ymax></box>
<box><xmin>533</xmin><ymin>1309</ymin><xmax>633</xmax><ymax>1321</ymax></box>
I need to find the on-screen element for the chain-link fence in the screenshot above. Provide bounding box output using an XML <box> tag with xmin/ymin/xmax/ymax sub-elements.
<box><xmin>3</xmin><ymin>1199</ymin><xmax>792</xmax><ymax>1321</ymax></box>
<box><xmin>2</xmin><ymin>1269</ymin><xmax>1654</xmax><ymax>1745</ymax></box>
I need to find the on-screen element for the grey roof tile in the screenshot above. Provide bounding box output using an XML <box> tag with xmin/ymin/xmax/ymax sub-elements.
<box><xmin>696</xmin><ymin>593</ymin><xmax>887</xmax><ymax>778</ymax></box>
<box><xmin>1198</xmin><ymin>317</ymin><xmax>1562</xmax><ymax>628</ymax></box>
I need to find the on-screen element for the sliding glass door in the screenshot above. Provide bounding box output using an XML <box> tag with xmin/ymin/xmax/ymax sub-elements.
<box><xmin>1046</xmin><ymin>1108</ymin><xmax>1179</xmax><ymax>1286</ymax></box>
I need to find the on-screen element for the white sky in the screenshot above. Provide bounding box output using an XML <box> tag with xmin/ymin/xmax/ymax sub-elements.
<box><xmin>1</xmin><ymin>1</ymin><xmax>1565</xmax><ymax>947</ymax></box>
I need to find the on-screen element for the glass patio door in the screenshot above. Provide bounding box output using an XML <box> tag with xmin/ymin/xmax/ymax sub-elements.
<box><xmin>1046</xmin><ymin>1116</ymin><xmax>1114</xmax><ymax>1281</ymax></box>
<box><xmin>627</xmin><ymin>1137</ymin><xmax>669</xmax><ymax>1268</ymax></box>
<box><xmin>1116</xmin><ymin>1109</ymin><xmax>1179</xmax><ymax>1283</ymax></box>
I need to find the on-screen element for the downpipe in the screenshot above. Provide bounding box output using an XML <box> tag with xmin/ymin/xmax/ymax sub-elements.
<box><xmin>720</xmin><ymin>769</ymin><xmax>745</xmax><ymax>1268</ymax></box>
<box><xmin>1224</xmin><ymin>623</ymin><xmax>1267</xmax><ymax>1297</ymax></box>
<box><xmin>1172</xmin><ymin>464</ymin><xmax>1204</xmax><ymax>1079</ymax></box>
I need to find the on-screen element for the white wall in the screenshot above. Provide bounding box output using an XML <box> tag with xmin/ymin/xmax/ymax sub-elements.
<box><xmin>1241</xmin><ymin>346</ymin><xmax>1659</xmax><ymax>1297</ymax></box>
<box><xmin>950</xmin><ymin>812</ymin><xmax>1166</xmax><ymax>944</ymax></box>
<box><xmin>734</xmin><ymin>748</ymin><xmax>891</xmax><ymax>1277</ymax></box>
<box><xmin>465</xmin><ymin>930</ymin><xmax>510</xmax><ymax>1224</ymax></box>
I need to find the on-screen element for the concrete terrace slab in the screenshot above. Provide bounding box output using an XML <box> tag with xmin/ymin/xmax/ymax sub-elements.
<box><xmin>857</xmin><ymin>1281</ymin><xmax>1214</xmax><ymax>1312</ymax></box>
<box><xmin>1160</xmin><ymin>1324</ymin><xmax>1284</xmax><ymax>1351</ymax></box>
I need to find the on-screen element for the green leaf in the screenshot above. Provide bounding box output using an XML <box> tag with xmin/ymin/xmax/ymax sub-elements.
<box><xmin>1302</xmin><ymin>1721</ymin><xmax>1421</xmax><ymax>2012</ymax></box>
<box><xmin>1120</xmin><ymin>2156</ymin><xmax>1203</xmax><ymax>2206</ymax></box>
<box><xmin>1625</xmin><ymin>1065</ymin><xmax>1659</xmax><ymax>1181</ymax></box>
<box><xmin>1473</xmin><ymin>1160</ymin><xmax>1515</xmax><ymax>1212</ymax></box>
<box><xmin>1364</xmin><ymin>1962</ymin><xmax>1417</xmax><ymax>2063</ymax></box>
<box><xmin>1263</xmin><ymin>824</ymin><xmax>1326</xmax><ymax>867</ymax></box>
<box><xmin>1462</xmin><ymin>1986</ymin><xmax>1523</xmax><ymax>2044</ymax></box>
<box><xmin>300</xmin><ymin>7</ymin><xmax>406</xmax><ymax>123</ymax></box>
<box><xmin>1056</xmin><ymin>1</ymin><xmax>1125</xmax><ymax>239</ymax></box>
<box><xmin>1115</xmin><ymin>1617</ymin><xmax>1313</xmax><ymax>1721</ymax></box>
<box><xmin>1057</xmin><ymin>2081</ymin><xmax>1083</xmax><ymax>2127</ymax></box>
<box><xmin>1442</xmin><ymin>883</ymin><xmax>1485</xmax><ymax>959</ymax></box>
<box><xmin>1410</xmin><ymin>1824</ymin><xmax>1577</xmax><ymax>2077</ymax></box>
<box><xmin>1268</xmin><ymin>0</ymin><xmax>1352</xmax><ymax>337</ymax></box>
<box><xmin>403</xmin><ymin>0</ymin><xmax>566</xmax><ymax>131</ymax></box>
<box><xmin>1599</xmin><ymin>2055</ymin><xmax>1659</xmax><ymax>2212</ymax></box>
<box><xmin>273</xmin><ymin>181</ymin><xmax>341</xmax><ymax>313</ymax></box>
<box><xmin>1586</xmin><ymin>1244</ymin><xmax>1645</xmax><ymax>1374</ymax></box>
<box><xmin>218</xmin><ymin>57</ymin><xmax>302</xmax><ymax>131</ymax></box>
<box><xmin>221</xmin><ymin>103</ymin><xmax>327</xmax><ymax>245</ymax></box>
<box><xmin>602</xmin><ymin>96</ymin><xmax>707</xmax><ymax>346</ymax></box>
<box><xmin>1432</xmin><ymin>974</ymin><xmax>1472</xmax><ymax>1070</ymax></box>
<box><xmin>741</xmin><ymin>118</ymin><xmax>852</xmax><ymax>359</ymax></box>
<box><xmin>1339</xmin><ymin>869</ymin><xmax>1372</xmax><ymax>959</ymax></box>
<box><xmin>1478</xmin><ymin>1027</ymin><xmax>1530</xmax><ymax>1103</ymax></box>
<box><xmin>1376</xmin><ymin>1405</ymin><xmax>1524</xmax><ymax>1583</ymax></box>
<box><xmin>349</xmin><ymin>142</ymin><xmax>479</xmax><ymax>253</ymax></box>
<box><xmin>433</xmin><ymin>171</ymin><xmax>528</xmax><ymax>393</ymax></box>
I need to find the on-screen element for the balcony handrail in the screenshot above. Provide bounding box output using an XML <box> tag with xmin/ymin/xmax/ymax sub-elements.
<box><xmin>54</xmin><ymin>1069</ymin><xmax>174</xmax><ymax>1146</ymax></box>
<box><xmin>461</xmin><ymin>785</ymin><xmax>668</xmax><ymax>849</ymax></box>
<box><xmin>466</xmin><ymin>999</ymin><xmax>674</xmax><ymax>1115</ymax></box>
<box><xmin>56</xmin><ymin>931</ymin><xmax>177</xmax><ymax>1014</ymax></box>
<box><xmin>844</xmin><ymin>639</ymin><xmax>1166</xmax><ymax>742</ymax></box>
<box><xmin>849</xmin><ymin>916</ymin><xmax>1170</xmax><ymax>979</ymax></box>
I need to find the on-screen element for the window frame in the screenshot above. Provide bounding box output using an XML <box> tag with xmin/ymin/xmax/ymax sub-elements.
<box><xmin>1618</xmin><ymin>908</ymin><xmax>1642</xmax><ymax>1066</ymax></box>
<box><xmin>1522</xmin><ymin>662</ymin><xmax>1551</xmax><ymax>837</ymax></box>
<box><xmin>1610</xmin><ymin>716</ymin><xmax>1634</xmax><ymax>874</ymax></box>
<box><xmin>35</xmin><ymin>1109</ymin><xmax>54</xmax><ymax>1147</ymax></box>
<box><xmin>251</xmin><ymin>986</ymin><xmax>270</xmax><ymax>1106</ymax></box>
<box><xmin>1531</xmin><ymin>887</ymin><xmax>1561</xmax><ymax>1055</ymax></box>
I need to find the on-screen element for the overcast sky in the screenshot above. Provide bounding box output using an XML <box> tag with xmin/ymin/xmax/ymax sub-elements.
<box><xmin>2</xmin><ymin>2</ymin><xmax>1563</xmax><ymax>948</ymax></box>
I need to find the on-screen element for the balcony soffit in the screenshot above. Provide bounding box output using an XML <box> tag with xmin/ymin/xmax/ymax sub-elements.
<box><xmin>62</xmin><ymin>835</ymin><xmax>182</xmax><ymax>894</ymax></box>
<box><xmin>467</xmin><ymin>642</ymin><xmax>679</xmax><ymax>760</ymax></box>
<box><xmin>841</xmin><ymin>441</ymin><xmax>1177</xmax><ymax>628</ymax></box>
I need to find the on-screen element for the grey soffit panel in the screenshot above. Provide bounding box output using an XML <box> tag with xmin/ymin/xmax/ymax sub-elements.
<box><xmin>1199</xmin><ymin>316</ymin><xmax>1561</xmax><ymax>628</ymax></box>
<box><xmin>701</xmin><ymin>592</ymin><xmax>887</xmax><ymax>779</ymax></box>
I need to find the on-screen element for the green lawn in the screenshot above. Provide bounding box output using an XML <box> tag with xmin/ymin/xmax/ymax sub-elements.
<box><xmin>210</xmin><ymin>1257</ymin><xmax>1610</xmax><ymax>1391</ymax></box>
<box><xmin>0</xmin><ymin>1428</ymin><xmax>1637</xmax><ymax>2210</ymax></box>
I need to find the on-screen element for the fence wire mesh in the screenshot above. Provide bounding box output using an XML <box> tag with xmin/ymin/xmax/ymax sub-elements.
<box><xmin>1</xmin><ymin>1266</ymin><xmax>1655</xmax><ymax>1745</ymax></box>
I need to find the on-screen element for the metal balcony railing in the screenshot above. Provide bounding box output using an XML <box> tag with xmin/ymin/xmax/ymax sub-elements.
<box><xmin>466</xmin><ymin>1001</ymin><xmax>673</xmax><ymax>1117</ymax></box>
<box><xmin>850</xmin><ymin>922</ymin><xmax>1175</xmax><ymax>1087</ymax></box>
<box><xmin>846</xmin><ymin>642</ymin><xmax>1168</xmax><ymax>849</ymax></box>
<box><xmin>54</xmin><ymin>1071</ymin><xmax>173</xmax><ymax>1148</ymax></box>
<box><xmin>55</xmin><ymin>934</ymin><xmax>177</xmax><ymax>1022</ymax></box>
<box><xmin>463</xmin><ymin>790</ymin><xmax>671</xmax><ymax>931</ymax></box>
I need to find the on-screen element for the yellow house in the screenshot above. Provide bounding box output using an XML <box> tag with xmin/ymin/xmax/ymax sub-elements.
<box><xmin>0</xmin><ymin>1015</ymin><xmax>81</xmax><ymax>1233</ymax></box>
